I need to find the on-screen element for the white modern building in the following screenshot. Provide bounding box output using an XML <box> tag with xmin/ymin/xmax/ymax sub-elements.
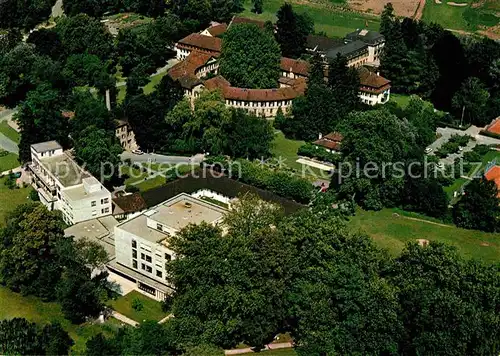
<box><xmin>29</xmin><ymin>141</ymin><xmax>112</xmax><ymax>225</ymax></box>
<box><xmin>111</xmin><ymin>193</ymin><xmax>227</xmax><ymax>300</ymax></box>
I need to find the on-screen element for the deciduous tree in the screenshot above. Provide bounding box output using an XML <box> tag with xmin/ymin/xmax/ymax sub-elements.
<box><xmin>453</xmin><ymin>177</ymin><xmax>500</xmax><ymax>232</ymax></box>
<box><xmin>275</xmin><ymin>3</ymin><xmax>313</xmax><ymax>58</ymax></box>
<box><xmin>219</xmin><ymin>23</ymin><xmax>281</xmax><ymax>89</ymax></box>
<box><xmin>0</xmin><ymin>0</ymin><xmax>56</xmax><ymax>30</ymax></box>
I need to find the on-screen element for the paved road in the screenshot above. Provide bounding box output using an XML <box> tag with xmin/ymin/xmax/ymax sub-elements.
<box><xmin>0</xmin><ymin>109</ymin><xmax>19</xmax><ymax>153</ymax></box>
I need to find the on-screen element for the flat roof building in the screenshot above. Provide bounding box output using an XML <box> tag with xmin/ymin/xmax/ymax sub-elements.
<box><xmin>28</xmin><ymin>141</ymin><xmax>112</xmax><ymax>225</ymax></box>
<box><xmin>113</xmin><ymin>193</ymin><xmax>227</xmax><ymax>300</ymax></box>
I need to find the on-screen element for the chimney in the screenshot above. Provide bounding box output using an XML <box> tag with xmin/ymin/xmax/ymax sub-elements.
<box><xmin>318</xmin><ymin>133</ymin><xmax>323</xmax><ymax>139</ymax></box>
<box><xmin>105</xmin><ymin>90</ymin><xmax>111</xmax><ymax>111</ymax></box>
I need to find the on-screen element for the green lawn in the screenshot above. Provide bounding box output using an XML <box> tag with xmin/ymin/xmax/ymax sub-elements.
<box><xmin>121</xmin><ymin>165</ymin><xmax>148</xmax><ymax>185</ymax></box>
<box><xmin>0</xmin><ymin>286</ymin><xmax>123</xmax><ymax>354</ymax></box>
<box><xmin>349</xmin><ymin>208</ymin><xmax>500</xmax><ymax>263</ymax></box>
<box><xmin>422</xmin><ymin>0</ymin><xmax>499</xmax><ymax>32</ymax></box>
<box><xmin>271</xmin><ymin>131</ymin><xmax>306</xmax><ymax>172</ymax></box>
<box><xmin>390</xmin><ymin>93</ymin><xmax>412</xmax><ymax>108</ymax></box>
<box><xmin>144</xmin><ymin>71</ymin><xmax>168</xmax><ymax>94</ymax></box>
<box><xmin>0</xmin><ymin>152</ymin><xmax>20</xmax><ymax>172</ymax></box>
<box><xmin>444</xmin><ymin>177</ymin><xmax>469</xmax><ymax>199</ymax></box>
<box><xmin>0</xmin><ymin>121</ymin><xmax>20</xmax><ymax>143</ymax></box>
<box><xmin>108</xmin><ymin>291</ymin><xmax>167</xmax><ymax>323</ymax></box>
<box><xmin>240</xmin><ymin>0</ymin><xmax>381</xmax><ymax>38</ymax></box>
<box><xmin>0</xmin><ymin>176</ymin><xmax>30</xmax><ymax>226</ymax></box>
<box><xmin>135</xmin><ymin>175</ymin><xmax>166</xmax><ymax>192</ymax></box>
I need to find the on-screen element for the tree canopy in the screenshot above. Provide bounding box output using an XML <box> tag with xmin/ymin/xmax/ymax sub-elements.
<box><xmin>219</xmin><ymin>23</ymin><xmax>281</xmax><ymax>89</ymax></box>
<box><xmin>275</xmin><ymin>3</ymin><xmax>313</xmax><ymax>58</ymax></box>
<box><xmin>0</xmin><ymin>0</ymin><xmax>56</xmax><ymax>30</ymax></box>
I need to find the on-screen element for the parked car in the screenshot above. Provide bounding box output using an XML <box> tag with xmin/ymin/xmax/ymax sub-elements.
<box><xmin>132</xmin><ymin>149</ymin><xmax>144</xmax><ymax>155</ymax></box>
<box><xmin>425</xmin><ymin>147</ymin><xmax>433</xmax><ymax>154</ymax></box>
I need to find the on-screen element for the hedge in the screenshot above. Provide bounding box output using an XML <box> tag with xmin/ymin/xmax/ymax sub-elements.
<box><xmin>297</xmin><ymin>144</ymin><xmax>340</xmax><ymax>164</ymax></box>
<box><xmin>479</xmin><ymin>130</ymin><xmax>500</xmax><ymax>140</ymax></box>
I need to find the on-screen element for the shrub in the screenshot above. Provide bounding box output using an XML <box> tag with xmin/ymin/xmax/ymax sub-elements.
<box><xmin>126</xmin><ymin>184</ymin><xmax>140</xmax><ymax>193</ymax></box>
<box><xmin>0</xmin><ymin>149</ymin><xmax>8</xmax><ymax>157</ymax></box>
<box><xmin>226</xmin><ymin>159</ymin><xmax>313</xmax><ymax>204</ymax></box>
<box><xmin>29</xmin><ymin>189</ymin><xmax>40</xmax><ymax>201</ymax></box>
<box><xmin>131</xmin><ymin>298</ymin><xmax>143</xmax><ymax>311</ymax></box>
<box><xmin>448</xmin><ymin>134</ymin><xmax>470</xmax><ymax>147</ymax></box>
<box><xmin>473</xmin><ymin>144</ymin><xmax>491</xmax><ymax>156</ymax></box>
<box><xmin>297</xmin><ymin>144</ymin><xmax>340</xmax><ymax>164</ymax></box>
<box><xmin>463</xmin><ymin>151</ymin><xmax>481</xmax><ymax>163</ymax></box>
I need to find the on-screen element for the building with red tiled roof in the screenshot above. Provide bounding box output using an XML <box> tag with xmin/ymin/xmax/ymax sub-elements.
<box><xmin>112</xmin><ymin>193</ymin><xmax>148</xmax><ymax>220</ymax></box>
<box><xmin>313</xmin><ymin>132</ymin><xmax>343</xmax><ymax>152</ymax></box>
<box><xmin>204</xmin><ymin>75</ymin><xmax>305</xmax><ymax>118</ymax></box>
<box><xmin>175</xmin><ymin>33</ymin><xmax>222</xmax><ymax>60</ymax></box>
<box><xmin>201</xmin><ymin>23</ymin><xmax>228</xmax><ymax>37</ymax></box>
<box><xmin>484</xmin><ymin>165</ymin><xmax>500</xmax><ymax>197</ymax></box>
<box><xmin>280</xmin><ymin>57</ymin><xmax>310</xmax><ymax>78</ymax></box>
<box><xmin>358</xmin><ymin>67</ymin><xmax>391</xmax><ymax>105</ymax></box>
<box><xmin>168</xmin><ymin>51</ymin><xmax>219</xmax><ymax>95</ymax></box>
<box><xmin>485</xmin><ymin>117</ymin><xmax>500</xmax><ymax>135</ymax></box>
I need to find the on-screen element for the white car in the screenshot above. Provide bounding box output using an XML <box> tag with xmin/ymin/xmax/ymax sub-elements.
<box><xmin>132</xmin><ymin>149</ymin><xmax>144</xmax><ymax>155</ymax></box>
<box><xmin>425</xmin><ymin>147</ymin><xmax>433</xmax><ymax>154</ymax></box>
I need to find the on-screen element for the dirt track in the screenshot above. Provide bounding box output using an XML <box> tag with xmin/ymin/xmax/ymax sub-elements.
<box><xmin>348</xmin><ymin>0</ymin><xmax>423</xmax><ymax>17</ymax></box>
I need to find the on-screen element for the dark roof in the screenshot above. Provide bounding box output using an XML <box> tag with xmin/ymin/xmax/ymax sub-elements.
<box><xmin>177</xmin><ymin>33</ymin><xmax>222</xmax><ymax>53</ymax></box>
<box><xmin>230</xmin><ymin>16</ymin><xmax>267</xmax><ymax>29</ymax></box>
<box><xmin>207</xmin><ymin>24</ymin><xmax>227</xmax><ymax>37</ymax></box>
<box><xmin>113</xmin><ymin>193</ymin><xmax>147</xmax><ymax>214</ymax></box>
<box><xmin>280</xmin><ymin>57</ymin><xmax>310</xmax><ymax>77</ymax></box>
<box><xmin>358</xmin><ymin>67</ymin><xmax>391</xmax><ymax>93</ymax></box>
<box><xmin>326</xmin><ymin>40</ymin><xmax>368</xmax><ymax>60</ymax></box>
<box><xmin>345</xmin><ymin>29</ymin><xmax>384</xmax><ymax>45</ymax></box>
<box><xmin>306</xmin><ymin>34</ymin><xmax>344</xmax><ymax>52</ymax></box>
<box><xmin>313</xmin><ymin>132</ymin><xmax>343</xmax><ymax>151</ymax></box>
<box><xmin>31</xmin><ymin>141</ymin><xmax>62</xmax><ymax>153</ymax></box>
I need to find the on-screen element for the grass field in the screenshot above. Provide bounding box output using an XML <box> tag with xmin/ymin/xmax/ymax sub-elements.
<box><xmin>143</xmin><ymin>71</ymin><xmax>168</xmax><ymax>94</ymax></box>
<box><xmin>0</xmin><ymin>286</ymin><xmax>123</xmax><ymax>354</ymax></box>
<box><xmin>0</xmin><ymin>121</ymin><xmax>20</xmax><ymax>143</ymax></box>
<box><xmin>422</xmin><ymin>0</ymin><xmax>499</xmax><ymax>33</ymax></box>
<box><xmin>271</xmin><ymin>131</ymin><xmax>306</xmax><ymax>172</ymax></box>
<box><xmin>121</xmin><ymin>165</ymin><xmax>148</xmax><ymax>185</ymax></box>
<box><xmin>0</xmin><ymin>152</ymin><xmax>20</xmax><ymax>172</ymax></box>
<box><xmin>390</xmin><ymin>93</ymin><xmax>412</xmax><ymax>108</ymax></box>
<box><xmin>108</xmin><ymin>291</ymin><xmax>166</xmax><ymax>323</ymax></box>
<box><xmin>0</xmin><ymin>176</ymin><xmax>30</xmax><ymax>226</ymax></box>
<box><xmin>135</xmin><ymin>175</ymin><xmax>165</xmax><ymax>191</ymax></box>
<box><xmin>241</xmin><ymin>0</ymin><xmax>381</xmax><ymax>38</ymax></box>
<box><xmin>349</xmin><ymin>207</ymin><xmax>500</xmax><ymax>263</ymax></box>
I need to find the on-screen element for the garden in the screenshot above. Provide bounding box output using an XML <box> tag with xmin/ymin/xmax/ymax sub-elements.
<box><xmin>435</xmin><ymin>134</ymin><xmax>471</xmax><ymax>158</ymax></box>
<box><xmin>107</xmin><ymin>291</ymin><xmax>167</xmax><ymax>323</ymax></box>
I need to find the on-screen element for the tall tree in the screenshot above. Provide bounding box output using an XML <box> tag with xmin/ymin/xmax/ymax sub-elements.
<box><xmin>275</xmin><ymin>3</ymin><xmax>313</xmax><ymax>58</ymax></box>
<box><xmin>0</xmin><ymin>0</ymin><xmax>56</xmax><ymax>30</ymax></box>
<box><xmin>55</xmin><ymin>14</ymin><xmax>115</xmax><ymax>61</ymax></box>
<box><xmin>453</xmin><ymin>178</ymin><xmax>500</xmax><ymax>232</ymax></box>
<box><xmin>328</xmin><ymin>54</ymin><xmax>360</xmax><ymax>116</ymax></box>
<box><xmin>387</xmin><ymin>242</ymin><xmax>500</xmax><ymax>355</ymax></box>
<box><xmin>166</xmin><ymin>195</ymin><xmax>292</xmax><ymax>349</ymax></box>
<box><xmin>0</xmin><ymin>203</ymin><xmax>66</xmax><ymax>299</ymax></box>
<box><xmin>73</xmin><ymin>126</ymin><xmax>122</xmax><ymax>182</ymax></box>
<box><xmin>15</xmin><ymin>83</ymin><xmax>69</xmax><ymax>162</ymax></box>
<box><xmin>26</xmin><ymin>28</ymin><xmax>64</xmax><ymax>60</ymax></box>
<box><xmin>379</xmin><ymin>2</ymin><xmax>395</xmax><ymax>39</ymax></box>
<box><xmin>284</xmin><ymin>210</ymin><xmax>401</xmax><ymax>355</ymax></box>
<box><xmin>452</xmin><ymin>77</ymin><xmax>490</xmax><ymax>126</ymax></box>
<box><xmin>219</xmin><ymin>23</ymin><xmax>281</xmax><ymax>89</ymax></box>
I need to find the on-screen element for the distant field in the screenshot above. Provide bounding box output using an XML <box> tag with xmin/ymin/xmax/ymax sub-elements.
<box><xmin>422</xmin><ymin>0</ymin><xmax>499</xmax><ymax>35</ymax></box>
<box><xmin>348</xmin><ymin>0</ymin><xmax>422</xmax><ymax>17</ymax></box>
<box><xmin>349</xmin><ymin>208</ymin><xmax>500</xmax><ymax>263</ymax></box>
<box><xmin>241</xmin><ymin>0</ymin><xmax>381</xmax><ymax>38</ymax></box>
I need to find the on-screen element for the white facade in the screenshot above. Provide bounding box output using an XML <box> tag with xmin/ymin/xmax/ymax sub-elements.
<box><xmin>29</xmin><ymin>141</ymin><xmax>112</xmax><ymax>225</ymax></box>
<box><xmin>367</xmin><ymin>42</ymin><xmax>385</xmax><ymax>66</ymax></box>
<box><xmin>359</xmin><ymin>88</ymin><xmax>391</xmax><ymax>106</ymax></box>
<box><xmin>113</xmin><ymin>193</ymin><xmax>227</xmax><ymax>300</ymax></box>
<box><xmin>175</xmin><ymin>45</ymin><xmax>191</xmax><ymax>60</ymax></box>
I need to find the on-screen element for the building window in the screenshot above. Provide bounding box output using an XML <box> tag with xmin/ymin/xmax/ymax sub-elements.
<box><xmin>133</xmin><ymin>259</ymin><xmax>138</xmax><ymax>269</ymax></box>
<box><xmin>165</xmin><ymin>253</ymin><xmax>172</xmax><ymax>261</ymax></box>
<box><xmin>146</xmin><ymin>255</ymin><xmax>152</xmax><ymax>263</ymax></box>
<box><xmin>91</xmin><ymin>201</ymin><xmax>96</xmax><ymax>207</ymax></box>
<box><xmin>101</xmin><ymin>198</ymin><xmax>109</xmax><ymax>204</ymax></box>
<box><xmin>156</xmin><ymin>270</ymin><xmax>163</xmax><ymax>278</ymax></box>
<box><xmin>132</xmin><ymin>250</ymin><xmax>137</xmax><ymax>258</ymax></box>
<box><xmin>157</xmin><ymin>223</ymin><xmax>163</xmax><ymax>231</ymax></box>
<box><xmin>132</xmin><ymin>240</ymin><xmax>137</xmax><ymax>248</ymax></box>
<box><xmin>92</xmin><ymin>210</ymin><xmax>97</xmax><ymax>216</ymax></box>
<box><xmin>141</xmin><ymin>253</ymin><xmax>145</xmax><ymax>260</ymax></box>
<box><xmin>101</xmin><ymin>207</ymin><xmax>110</xmax><ymax>214</ymax></box>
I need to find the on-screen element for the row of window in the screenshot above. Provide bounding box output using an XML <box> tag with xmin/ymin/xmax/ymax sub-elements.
<box><xmin>226</xmin><ymin>99</ymin><xmax>292</xmax><ymax>108</ymax></box>
<box><xmin>91</xmin><ymin>207</ymin><xmax>110</xmax><ymax>216</ymax></box>
<box><xmin>132</xmin><ymin>259</ymin><xmax>164</xmax><ymax>279</ymax></box>
<box><xmin>91</xmin><ymin>198</ymin><xmax>109</xmax><ymax>207</ymax></box>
